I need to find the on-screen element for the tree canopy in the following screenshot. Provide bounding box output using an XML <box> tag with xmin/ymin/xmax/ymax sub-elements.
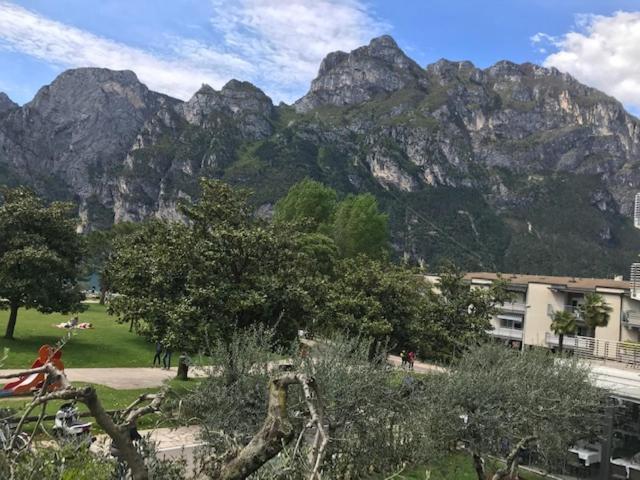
<box><xmin>427</xmin><ymin>343</ymin><xmax>605</xmax><ymax>480</ymax></box>
<box><xmin>273</xmin><ymin>178</ymin><xmax>337</xmax><ymax>233</ymax></box>
<box><xmin>0</xmin><ymin>187</ymin><xmax>85</xmax><ymax>339</ymax></box>
<box><xmin>275</xmin><ymin>179</ymin><xmax>390</xmax><ymax>258</ymax></box>
<box><xmin>106</xmin><ymin>179</ymin><xmax>327</xmax><ymax>351</ymax></box>
<box><xmin>416</xmin><ymin>267</ymin><xmax>510</xmax><ymax>361</ymax></box>
<box><xmin>332</xmin><ymin>193</ymin><xmax>389</xmax><ymax>258</ymax></box>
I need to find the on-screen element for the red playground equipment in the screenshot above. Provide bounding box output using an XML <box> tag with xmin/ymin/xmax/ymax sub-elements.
<box><xmin>0</xmin><ymin>345</ymin><xmax>65</xmax><ymax>398</ymax></box>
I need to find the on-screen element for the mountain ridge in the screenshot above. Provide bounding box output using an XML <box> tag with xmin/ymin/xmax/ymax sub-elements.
<box><xmin>1</xmin><ymin>35</ymin><xmax>639</xmax><ymax>277</ymax></box>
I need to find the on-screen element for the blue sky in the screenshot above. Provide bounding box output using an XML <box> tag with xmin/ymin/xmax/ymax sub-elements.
<box><xmin>1</xmin><ymin>0</ymin><xmax>640</xmax><ymax>113</ymax></box>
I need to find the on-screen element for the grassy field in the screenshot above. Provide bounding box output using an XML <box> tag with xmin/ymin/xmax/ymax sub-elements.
<box><xmin>0</xmin><ymin>303</ymin><xmax>153</xmax><ymax>368</ymax></box>
<box><xmin>395</xmin><ymin>454</ymin><xmax>547</xmax><ymax>479</ymax></box>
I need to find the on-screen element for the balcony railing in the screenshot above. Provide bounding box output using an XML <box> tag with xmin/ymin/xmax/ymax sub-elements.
<box><xmin>544</xmin><ymin>332</ymin><xmax>591</xmax><ymax>349</ymax></box>
<box><xmin>624</xmin><ymin>311</ymin><xmax>640</xmax><ymax>329</ymax></box>
<box><xmin>488</xmin><ymin>327</ymin><xmax>523</xmax><ymax>340</ymax></box>
<box><xmin>544</xmin><ymin>333</ymin><xmax>640</xmax><ymax>366</ymax></box>
<box><xmin>499</xmin><ymin>301</ymin><xmax>527</xmax><ymax>313</ymax></box>
<box><xmin>547</xmin><ymin>304</ymin><xmax>584</xmax><ymax>320</ymax></box>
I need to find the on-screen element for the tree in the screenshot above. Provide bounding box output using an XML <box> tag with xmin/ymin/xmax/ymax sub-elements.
<box><xmin>418</xmin><ymin>267</ymin><xmax>510</xmax><ymax>361</ymax></box>
<box><xmin>179</xmin><ymin>329</ymin><xmax>438</xmax><ymax>479</ymax></box>
<box><xmin>273</xmin><ymin>178</ymin><xmax>337</xmax><ymax>233</ymax></box>
<box><xmin>550</xmin><ymin>310</ymin><xmax>577</xmax><ymax>353</ymax></box>
<box><xmin>0</xmin><ymin>187</ymin><xmax>85</xmax><ymax>339</ymax></box>
<box><xmin>427</xmin><ymin>343</ymin><xmax>604</xmax><ymax>480</ymax></box>
<box><xmin>321</xmin><ymin>255</ymin><xmax>432</xmax><ymax>350</ymax></box>
<box><xmin>106</xmin><ymin>179</ymin><xmax>326</xmax><ymax>356</ymax></box>
<box><xmin>579</xmin><ymin>292</ymin><xmax>613</xmax><ymax>334</ymax></box>
<box><xmin>333</xmin><ymin>193</ymin><xmax>389</xmax><ymax>258</ymax></box>
<box><xmin>84</xmin><ymin>223</ymin><xmax>139</xmax><ymax>305</ymax></box>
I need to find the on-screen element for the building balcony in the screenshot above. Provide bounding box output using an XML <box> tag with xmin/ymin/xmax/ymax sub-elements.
<box><xmin>547</xmin><ymin>304</ymin><xmax>583</xmax><ymax>320</ymax></box>
<box><xmin>499</xmin><ymin>301</ymin><xmax>527</xmax><ymax>313</ymax></box>
<box><xmin>624</xmin><ymin>311</ymin><xmax>640</xmax><ymax>329</ymax></box>
<box><xmin>544</xmin><ymin>332</ymin><xmax>593</xmax><ymax>350</ymax></box>
<box><xmin>488</xmin><ymin>327</ymin><xmax>523</xmax><ymax>340</ymax></box>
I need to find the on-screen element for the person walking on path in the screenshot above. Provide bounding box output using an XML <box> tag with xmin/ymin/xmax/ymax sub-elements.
<box><xmin>408</xmin><ymin>351</ymin><xmax>415</xmax><ymax>371</ymax></box>
<box><xmin>400</xmin><ymin>350</ymin><xmax>407</xmax><ymax>369</ymax></box>
<box><xmin>162</xmin><ymin>347</ymin><xmax>172</xmax><ymax>370</ymax></box>
<box><xmin>152</xmin><ymin>341</ymin><xmax>163</xmax><ymax>367</ymax></box>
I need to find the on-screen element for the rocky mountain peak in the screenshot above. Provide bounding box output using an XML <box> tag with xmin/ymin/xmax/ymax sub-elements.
<box><xmin>181</xmin><ymin>79</ymin><xmax>273</xmax><ymax>138</ymax></box>
<box><xmin>426</xmin><ymin>58</ymin><xmax>482</xmax><ymax>84</ymax></box>
<box><xmin>0</xmin><ymin>92</ymin><xmax>17</xmax><ymax>115</ymax></box>
<box><xmin>26</xmin><ymin>67</ymin><xmax>154</xmax><ymax>121</ymax></box>
<box><xmin>294</xmin><ymin>35</ymin><xmax>428</xmax><ymax>113</ymax></box>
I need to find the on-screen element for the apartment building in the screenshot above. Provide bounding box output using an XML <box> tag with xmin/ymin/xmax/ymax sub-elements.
<box><xmin>462</xmin><ymin>272</ymin><xmax>640</xmax><ymax>356</ymax></box>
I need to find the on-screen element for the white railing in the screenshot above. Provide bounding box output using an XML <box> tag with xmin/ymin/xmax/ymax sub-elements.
<box><xmin>545</xmin><ymin>333</ymin><xmax>640</xmax><ymax>366</ymax></box>
<box><xmin>547</xmin><ymin>304</ymin><xmax>583</xmax><ymax>320</ymax></box>
<box><xmin>499</xmin><ymin>301</ymin><xmax>527</xmax><ymax>313</ymax></box>
<box><xmin>624</xmin><ymin>311</ymin><xmax>640</xmax><ymax>328</ymax></box>
<box><xmin>545</xmin><ymin>333</ymin><xmax>592</xmax><ymax>350</ymax></box>
<box><xmin>489</xmin><ymin>327</ymin><xmax>523</xmax><ymax>340</ymax></box>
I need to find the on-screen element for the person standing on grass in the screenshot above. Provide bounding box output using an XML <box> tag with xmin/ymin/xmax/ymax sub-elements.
<box><xmin>153</xmin><ymin>341</ymin><xmax>162</xmax><ymax>367</ymax></box>
<box><xmin>162</xmin><ymin>345</ymin><xmax>172</xmax><ymax>370</ymax></box>
<box><xmin>400</xmin><ymin>350</ymin><xmax>407</xmax><ymax>368</ymax></box>
<box><xmin>408</xmin><ymin>351</ymin><xmax>415</xmax><ymax>370</ymax></box>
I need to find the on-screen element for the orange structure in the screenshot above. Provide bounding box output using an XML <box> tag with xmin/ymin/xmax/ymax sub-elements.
<box><xmin>0</xmin><ymin>345</ymin><xmax>65</xmax><ymax>397</ymax></box>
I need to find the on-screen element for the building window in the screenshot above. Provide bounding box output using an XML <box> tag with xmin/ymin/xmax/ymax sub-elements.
<box><xmin>500</xmin><ymin>318</ymin><xmax>523</xmax><ymax>330</ymax></box>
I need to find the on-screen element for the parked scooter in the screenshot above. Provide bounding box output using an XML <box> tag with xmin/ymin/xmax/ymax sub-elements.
<box><xmin>53</xmin><ymin>401</ymin><xmax>94</xmax><ymax>445</ymax></box>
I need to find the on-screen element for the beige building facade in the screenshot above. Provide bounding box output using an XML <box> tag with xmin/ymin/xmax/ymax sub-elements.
<box><xmin>462</xmin><ymin>273</ymin><xmax>640</xmax><ymax>354</ymax></box>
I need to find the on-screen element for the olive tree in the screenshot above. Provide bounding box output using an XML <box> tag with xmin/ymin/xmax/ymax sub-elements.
<box><xmin>427</xmin><ymin>343</ymin><xmax>605</xmax><ymax>480</ymax></box>
<box><xmin>179</xmin><ymin>330</ymin><xmax>441</xmax><ymax>479</ymax></box>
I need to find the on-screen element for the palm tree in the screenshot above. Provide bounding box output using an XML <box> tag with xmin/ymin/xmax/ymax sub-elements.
<box><xmin>578</xmin><ymin>292</ymin><xmax>613</xmax><ymax>335</ymax></box>
<box><xmin>551</xmin><ymin>310</ymin><xmax>577</xmax><ymax>353</ymax></box>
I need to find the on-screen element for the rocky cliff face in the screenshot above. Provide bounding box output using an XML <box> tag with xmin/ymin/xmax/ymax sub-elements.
<box><xmin>1</xmin><ymin>36</ymin><xmax>640</xmax><ymax>276</ymax></box>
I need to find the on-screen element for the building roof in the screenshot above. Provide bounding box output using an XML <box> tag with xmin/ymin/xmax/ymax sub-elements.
<box><xmin>464</xmin><ymin>272</ymin><xmax>630</xmax><ymax>292</ymax></box>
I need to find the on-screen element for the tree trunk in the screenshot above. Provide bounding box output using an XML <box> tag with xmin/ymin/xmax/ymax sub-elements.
<box><xmin>491</xmin><ymin>436</ymin><xmax>537</xmax><ymax>480</ymax></box>
<box><xmin>219</xmin><ymin>376</ymin><xmax>297</xmax><ymax>480</ymax></box>
<box><xmin>473</xmin><ymin>452</ymin><xmax>486</xmax><ymax>480</ymax></box>
<box><xmin>4</xmin><ymin>303</ymin><xmax>19</xmax><ymax>339</ymax></box>
<box><xmin>176</xmin><ymin>356</ymin><xmax>189</xmax><ymax>380</ymax></box>
<box><xmin>218</xmin><ymin>372</ymin><xmax>327</xmax><ymax>480</ymax></box>
<box><xmin>558</xmin><ymin>334</ymin><xmax>564</xmax><ymax>354</ymax></box>
<box><xmin>82</xmin><ymin>386</ymin><xmax>149</xmax><ymax>480</ymax></box>
<box><xmin>99</xmin><ymin>289</ymin><xmax>107</xmax><ymax>305</ymax></box>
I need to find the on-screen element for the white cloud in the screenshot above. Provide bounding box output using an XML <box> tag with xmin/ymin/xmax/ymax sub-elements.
<box><xmin>0</xmin><ymin>1</ymin><xmax>252</xmax><ymax>100</ymax></box>
<box><xmin>537</xmin><ymin>11</ymin><xmax>640</xmax><ymax>112</ymax></box>
<box><xmin>209</xmin><ymin>0</ymin><xmax>388</xmax><ymax>101</ymax></box>
<box><xmin>0</xmin><ymin>0</ymin><xmax>386</xmax><ymax>103</ymax></box>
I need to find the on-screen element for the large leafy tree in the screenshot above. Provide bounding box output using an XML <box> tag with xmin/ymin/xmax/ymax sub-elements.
<box><xmin>106</xmin><ymin>180</ymin><xmax>326</xmax><ymax>352</ymax></box>
<box><xmin>550</xmin><ymin>309</ymin><xmax>577</xmax><ymax>353</ymax></box>
<box><xmin>418</xmin><ymin>267</ymin><xmax>510</xmax><ymax>361</ymax></box>
<box><xmin>0</xmin><ymin>187</ymin><xmax>85</xmax><ymax>339</ymax></box>
<box><xmin>333</xmin><ymin>193</ymin><xmax>389</xmax><ymax>258</ymax></box>
<box><xmin>578</xmin><ymin>292</ymin><xmax>613</xmax><ymax>333</ymax></box>
<box><xmin>273</xmin><ymin>178</ymin><xmax>337</xmax><ymax>233</ymax></box>
<box><xmin>321</xmin><ymin>255</ymin><xmax>433</xmax><ymax>348</ymax></box>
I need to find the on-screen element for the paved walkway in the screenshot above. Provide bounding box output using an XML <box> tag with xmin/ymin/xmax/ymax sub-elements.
<box><xmin>0</xmin><ymin>366</ymin><xmax>210</xmax><ymax>389</ymax></box>
<box><xmin>0</xmin><ymin>354</ymin><xmax>446</xmax><ymax>390</ymax></box>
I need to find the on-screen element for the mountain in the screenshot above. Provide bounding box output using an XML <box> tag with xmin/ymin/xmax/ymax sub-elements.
<box><xmin>1</xmin><ymin>35</ymin><xmax>640</xmax><ymax>277</ymax></box>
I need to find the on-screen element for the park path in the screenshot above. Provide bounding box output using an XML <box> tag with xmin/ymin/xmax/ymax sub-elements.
<box><xmin>0</xmin><ymin>355</ymin><xmax>444</xmax><ymax>390</ymax></box>
<box><xmin>0</xmin><ymin>366</ymin><xmax>208</xmax><ymax>389</ymax></box>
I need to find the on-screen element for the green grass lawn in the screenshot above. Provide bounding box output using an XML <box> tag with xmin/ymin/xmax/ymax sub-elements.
<box><xmin>0</xmin><ymin>378</ymin><xmax>200</xmax><ymax>435</ymax></box>
<box><xmin>388</xmin><ymin>454</ymin><xmax>547</xmax><ymax>479</ymax></box>
<box><xmin>0</xmin><ymin>303</ymin><xmax>153</xmax><ymax>368</ymax></box>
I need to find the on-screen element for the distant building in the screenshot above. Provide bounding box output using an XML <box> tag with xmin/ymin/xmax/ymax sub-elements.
<box><xmin>635</xmin><ymin>193</ymin><xmax>640</xmax><ymax>229</ymax></box>
<box><xmin>425</xmin><ymin>272</ymin><xmax>640</xmax><ymax>358</ymax></box>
